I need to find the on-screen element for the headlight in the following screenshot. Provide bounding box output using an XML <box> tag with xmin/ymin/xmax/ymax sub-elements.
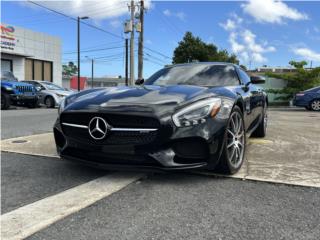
<box><xmin>4</xmin><ymin>86</ymin><xmax>13</xmax><ymax>91</ymax></box>
<box><xmin>58</xmin><ymin>94</ymin><xmax>77</xmax><ymax>115</ymax></box>
<box><xmin>172</xmin><ymin>98</ymin><xmax>221</xmax><ymax>127</ymax></box>
<box><xmin>56</xmin><ymin>93</ymin><xmax>66</xmax><ymax>98</ymax></box>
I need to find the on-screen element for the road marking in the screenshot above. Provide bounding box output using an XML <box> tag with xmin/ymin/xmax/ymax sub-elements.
<box><xmin>1</xmin><ymin>172</ymin><xmax>143</xmax><ymax>240</ymax></box>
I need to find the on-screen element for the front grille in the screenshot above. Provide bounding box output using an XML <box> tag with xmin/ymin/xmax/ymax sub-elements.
<box><xmin>62</xmin><ymin>147</ymin><xmax>161</xmax><ymax>167</ymax></box>
<box><xmin>60</xmin><ymin>113</ymin><xmax>160</xmax><ymax>145</ymax></box>
<box><xmin>63</xmin><ymin>126</ymin><xmax>157</xmax><ymax>145</ymax></box>
<box><xmin>61</xmin><ymin>112</ymin><xmax>160</xmax><ymax>128</ymax></box>
<box><xmin>16</xmin><ymin>85</ymin><xmax>33</xmax><ymax>93</ymax></box>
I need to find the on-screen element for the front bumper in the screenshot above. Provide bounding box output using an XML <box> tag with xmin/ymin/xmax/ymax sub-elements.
<box><xmin>11</xmin><ymin>94</ymin><xmax>38</xmax><ymax>103</ymax></box>
<box><xmin>53</xmin><ymin>115</ymin><xmax>227</xmax><ymax>171</ymax></box>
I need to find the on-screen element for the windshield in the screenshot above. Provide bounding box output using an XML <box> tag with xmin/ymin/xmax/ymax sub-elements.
<box><xmin>145</xmin><ymin>64</ymin><xmax>240</xmax><ymax>87</ymax></box>
<box><xmin>41</xmin><ymin>82</ymin><xmax>65</xmax><ymax>91</ymax></box>
<box><xmin>1</xmin><ymin>71</ymin><xmax>17</xmax><ymax>81</ymax></box>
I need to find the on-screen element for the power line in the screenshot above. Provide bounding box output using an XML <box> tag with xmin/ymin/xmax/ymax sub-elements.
<box><xmin>144</xmin><ymin>46</ymin><xmax>171</xmax><ymax>59</ymax></box>
<box><xmin>64</xmin><ymin>41</ymin><xmax>124</xmax><ymax>53</ymax></box>
<box><xmin>27</xmin><ymin>0</ymin><xmax>124</xmax><ymax>39</ymax></box>
<box><xmin>143</xmin><ymin>57</ymin><xmax>164</xmax><ymax>66</ymax></box>
<box><xmin>63</xmin><ymin>46</ymin><xmax>123</xmax><ymax>55</ymax></box>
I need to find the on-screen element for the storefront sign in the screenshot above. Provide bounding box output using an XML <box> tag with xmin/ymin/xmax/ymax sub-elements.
<box><xmin>1</xmin><ymin>24</ymin><xmax>16</xmax><ymax>51</ymax></box>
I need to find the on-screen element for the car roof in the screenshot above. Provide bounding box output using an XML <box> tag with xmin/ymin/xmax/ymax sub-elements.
<box><xmin>164</xmin><ymin>62</ymin><xmax>237</xmax><ymax>68</ymax></box>
<box><xmin>23</xmin><ymin>80</ymin><xmax>52</xmax><ymax>84</ymax></box>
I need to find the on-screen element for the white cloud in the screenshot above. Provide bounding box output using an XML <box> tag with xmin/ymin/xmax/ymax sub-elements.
<box><xmin>229</xmin><ymin>32</ymin><xmax>245</xmax><ymax>54</ymax></box>
<box><xmin>219</xmin><ymin>19</ymin><xmax>236</xmax><ymax>31</ymax></box>
<box><xmin>242</xmin><ymin>0</ymin><xmax>308</xmax><ymax>24</ymax></box>
<box><xmin>163</xmin><ymin>9</ymin><xmax>186</xmax><ymax>21</ymax></box>
<box><xmin>293</xmin><ymin>48</ymin><xmax>320</xmax><ymax>62</ymax></box>
<box><xmin>163</xmin><ymin>9</ymin><xmax>171</xmax><ymax>16</ymax></box>
<box><xmin>220</xmin><ymin>17</ymin><xmax>276</xmax><ymax>64</ymax></box>
<box><xmin>24</xmin><ymin>0</ymin><xmax>152</xmax><ymax>20</ymax></box>
<box><xmin>176</xmin><ymin>12</ymin><xmax>186</xmax><ymax>21</ymax></box>
<box><xmin>251</xmin><ymin>52</ymin><xmax>267</xmax><ymax>63</ymax></box>
<box><xmin>110</xmin><ymin>20</ymin><xmax>121</xmax><ymax>28</ymax></box>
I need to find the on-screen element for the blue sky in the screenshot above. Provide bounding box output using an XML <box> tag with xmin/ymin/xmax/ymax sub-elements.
<box><xmin>2</xmin><ymin>0</ymin><xmax>320</xmax><ymax>78</ymax></box>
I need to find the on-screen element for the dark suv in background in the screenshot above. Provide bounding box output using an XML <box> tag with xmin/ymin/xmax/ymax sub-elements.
<box><xmin>1</xmin><ymin>71</ymin><xmax>38</xmax><ymax>110</ymax></box>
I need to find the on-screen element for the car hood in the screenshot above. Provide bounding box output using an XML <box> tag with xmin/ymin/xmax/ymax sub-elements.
<box><xmin>2</xmin><ymin>81</ymin><xmax>34</xmax><ymax>88</ymax></box>
<box><xmin>64</xmin><ymin>85</ymin><xmax>231</xmax><ymax>116</ymax></box>
<box><xmin>47</xmin><ymin>89</ymin><xmax>73</xmax><ymax>96</ymax></box>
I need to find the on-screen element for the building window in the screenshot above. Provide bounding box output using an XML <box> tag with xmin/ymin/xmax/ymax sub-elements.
<box><xmin>1</xmin><ymin>59</ymin><xmax>13</xmax><ymax>72</ymax></box>
<box><xmin>25</xmin><ymin>58</ymin><xmax>52</xmax><ymax>82</ymax></box>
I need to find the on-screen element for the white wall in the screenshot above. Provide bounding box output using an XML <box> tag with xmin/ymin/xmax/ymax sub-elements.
<box><xmin>1</xmin><ymin>53</ymin><xmax>25</xmax><ymax>81</ymax></box>
<box><xmin>1</xmin><ymin>23</ymin><xmax>62</xmax><ymax>85</ymax></box>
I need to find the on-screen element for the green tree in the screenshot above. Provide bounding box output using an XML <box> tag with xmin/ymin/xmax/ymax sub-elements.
<box><xmin>266</xmin><ymin>61</ymin><xmax>320</xmax><ymax>100</ymax></box>
<box><xmin>172</xmin><ymin>32</ymin><xmax>239</xmax><ymax>64</ymax></box>
<box><xmin>240</xmin><ymin>65</ymin><xmax>247</xmax><ymax>71</ymax></box>
<box><xmin>62</xmin><ymin>62</ymin><xmax>78</xmax><ymax>77</ymax></box>
<box><xmin>288</xmin><ymin>60</ymin><xmax>307</xmax><ymax>69</ymax></box>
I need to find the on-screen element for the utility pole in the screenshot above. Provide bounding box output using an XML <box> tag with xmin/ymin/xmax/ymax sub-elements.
<box><xmin>77</xmin><ymin>16</ymin><xmax>89</xmax><ymax>91</ymax></box>
<box><xmin>125</xmin><ymin>38</ymin><xmax>129</xmax><ymax>86</ymax></box>
<box><xmin>130</xmin><ymin>0</ymin><xmax>135</xmax><ymax>85</ymax></box>
<box><xmin>138</xmin><ymin>0</ymin><xmax>144</xmax><ymax>80</ymax></box>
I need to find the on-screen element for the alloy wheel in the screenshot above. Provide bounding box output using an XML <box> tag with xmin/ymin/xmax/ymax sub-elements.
<box><xmin>226</xmin><ymin>111</ymin><xmax>245</xmax><ymax>169</ymax></box>
<box><xmin>311</xmin><ymin>100</ymin><xmax>320</xmax><ymax>111</ymax></box>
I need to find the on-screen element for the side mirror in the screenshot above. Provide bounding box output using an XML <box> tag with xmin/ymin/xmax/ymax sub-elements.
<box><xmin>135</xmin><ymin>78</ymin><xmax>144</xmax><ymax>85</ymax></box>
<box><xmin>35</xmin><ymin>86</ymin><xmax>42</xmax><ymax>92</ymax></box>
<box><xmin>250</xmin><ymin>75</ymin><xmax>265</xmax><ymax>84</ymax></box>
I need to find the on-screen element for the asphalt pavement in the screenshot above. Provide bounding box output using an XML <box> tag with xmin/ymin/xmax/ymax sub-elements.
<box><xmin>1</xmin><ymin>108</ymin><xmax>320</xmax><ymax>240</ymax></box>
<box><xmin>1</xmin><ymin>108</ymin><xmax>57</xmax><ymax>139</ymax></box>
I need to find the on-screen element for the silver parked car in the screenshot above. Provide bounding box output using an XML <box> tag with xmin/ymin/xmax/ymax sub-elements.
<box><xmin>22</xmin><ymin>81</ymin><xmax>74</xmax><ymax>108</ymax></box>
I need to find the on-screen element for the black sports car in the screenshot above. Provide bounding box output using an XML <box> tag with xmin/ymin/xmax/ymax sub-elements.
<box><xmin>54</xmin><ymin>63</ymin><xmax>268</xmax><ymax>174</ymax></box>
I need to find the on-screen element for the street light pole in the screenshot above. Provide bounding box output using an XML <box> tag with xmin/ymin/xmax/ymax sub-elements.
<box><xmin>77</xmin><ymin>16</ymin><xmax>80</xmax><ymax>91</ymax></box>
<box><xmin>91</xmin><ymin>58</ymin><xmax>94</xmax><ymax>88</ymax></box>
<box><xmin>77</xmin><ymin>16</ymin><xmax>89</xmax><ymax>92</ymax></box>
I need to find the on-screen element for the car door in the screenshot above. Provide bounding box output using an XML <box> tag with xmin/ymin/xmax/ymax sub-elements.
<box><xmin>34</xmin><ymin>82</ymin><xmax>47</xmax><ymax>104</ymax></box>
<box><xmin>235</xmin><ymin>68</ymin><xmax>257</xmax><ymax>131</ymax></box>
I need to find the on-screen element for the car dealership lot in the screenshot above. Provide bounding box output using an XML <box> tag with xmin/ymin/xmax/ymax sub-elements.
<box><xmin>1</xmin><ymin>108</ymin><xmax>320</xmax><ymax>239</ymax></box>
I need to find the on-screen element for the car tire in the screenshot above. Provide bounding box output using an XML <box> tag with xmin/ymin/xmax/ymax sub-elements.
<box><xmin>1</xmin><ymin>92</ymin><xmax>11</xmax><ymax>110</ymax></box>
<box><xmin>45</xmin><ymin>96</ymin><xmax>55</xmax><ymax>108</ymax></box>
<box><xmin>310</xmin><ymin>99</ymin><xmax>320</xmax><ymax>111</ymax></box>
<box><xmin>251</xmin><ymin>103</ymin><xmax>267</xmax><ymax>138</ymax></box>
<box><xmin>216</xmin><ymin>106</ymin><xmax>246</xmax><ymax>175</ymax></box>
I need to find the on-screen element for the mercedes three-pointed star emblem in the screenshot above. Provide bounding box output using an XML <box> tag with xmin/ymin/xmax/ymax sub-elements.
<box><xmin>88</xmin><ymin>117</ymin><xmax>109</xmax><ymax>140</ymax></box>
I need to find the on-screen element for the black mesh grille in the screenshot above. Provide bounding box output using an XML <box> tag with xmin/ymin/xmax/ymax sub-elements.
<box><xmin>61</xmin><ymin>113</ymin><xmax>159</xmax><ymax>145</ymax></box>
<box><xmin>62</xmin><ymin>126</ymin><xmax>157</xmax><ymax>145</ymax></box>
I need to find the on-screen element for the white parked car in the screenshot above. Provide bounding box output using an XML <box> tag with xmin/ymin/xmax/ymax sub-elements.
<box><xmin>22</xmin><ymin>81</ymin><xmax>74</xmax><ymax>108</ymax></box>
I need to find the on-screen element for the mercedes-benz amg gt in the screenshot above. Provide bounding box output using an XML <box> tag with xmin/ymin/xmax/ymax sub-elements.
<box><xmin>54</xmin><ymin>63</ymin><xmax>268</xmax><ymax>174</ymax></box>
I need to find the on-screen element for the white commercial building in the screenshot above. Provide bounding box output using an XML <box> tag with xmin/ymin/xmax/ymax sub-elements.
<box><xmin>1</xmin><ymin>23</ymin><xmax>62</xmax><ymax>85</ymax></box>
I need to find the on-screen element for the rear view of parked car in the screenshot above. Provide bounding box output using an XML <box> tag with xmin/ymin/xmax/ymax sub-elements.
<box><xmin>22</xmin><ymin>80</ymin><xmax>74</xmax><ymax>108</ymax></box>
<box><xmin>1</xmin><ymin>71</ymin><xmax>38</xmax><ymax>110</ymax></box>
<box><xmin>293</xmin><ymin>86</ymin><xmax>320</xmax><ymax>111</ymax></box>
